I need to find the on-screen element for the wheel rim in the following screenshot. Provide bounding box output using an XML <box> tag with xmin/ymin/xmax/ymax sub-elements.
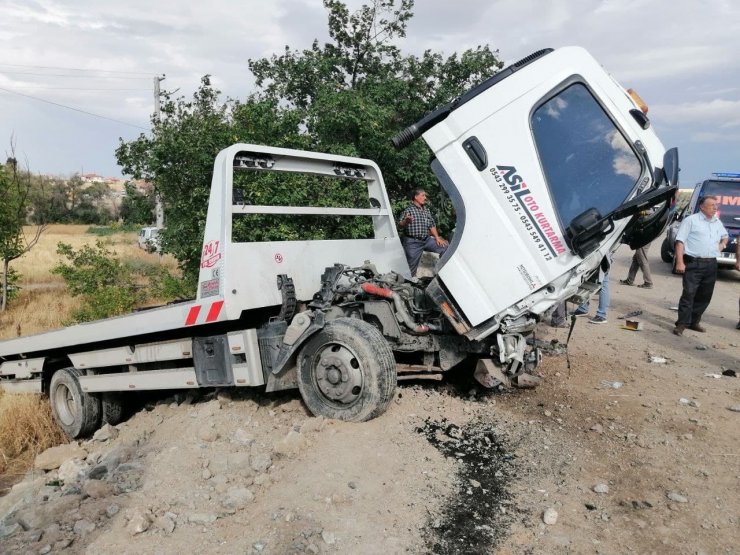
<box><xmin>313</xmin><ymin>342</ymin><xmax>364</xmax><ymax>406</ymax></box>
<box><xmin>53</xmin><ymin>383</ymin><xmax>76</xmax><ymax>426</ymax></box>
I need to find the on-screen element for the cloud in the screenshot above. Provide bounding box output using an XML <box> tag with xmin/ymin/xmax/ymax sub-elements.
<box><xmin>653</xmin><ymin>98</ymin><xmax>740</xmax><ymax>129</ymax></box>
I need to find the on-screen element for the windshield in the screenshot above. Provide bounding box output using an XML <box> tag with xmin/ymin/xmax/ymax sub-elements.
<box><xmin>699</xmin><ymin>181</ymin><xmax>740</xmax><ymax>228</ymax></box>
<box><xmin>532</xmin><ymin>83</ymin><xmax>642</xmax><ymax>231</ymax></box>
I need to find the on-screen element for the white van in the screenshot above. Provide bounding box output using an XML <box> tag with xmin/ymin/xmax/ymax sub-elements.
<box><xmin>137</xmin><ymin>227</ymin><xmax>161</xmax><ymax>250</ymax></box>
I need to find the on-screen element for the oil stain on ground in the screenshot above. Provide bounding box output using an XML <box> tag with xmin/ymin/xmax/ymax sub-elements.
<box><xmin>417</xmin><ymin>418</ymin><xmax>517</xmax><ymax>554</ymax></box>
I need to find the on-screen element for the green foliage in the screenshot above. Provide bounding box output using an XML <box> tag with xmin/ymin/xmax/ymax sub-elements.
<box><xmin>0</xmin><ymin>267</ymin><xmax>21</xmax><ymax>302</ymax></box>
<box><xmin>116</xmin><ymin>0</ymin><xmax>502</xmax><ymax>280</ymax></box>
<box><xmin>28</xmin><ymin>174</ymin><xmax>114</xmax><ymax>225</ymax></box>
<box><xmin>149</xmin><ymin>266</ymin><xmax>195</xmax><ymax>301</ymax></box>
<box><xmin>52</xmin><ymin>242</ymin><xmax>139</xmax><ymax>322</ymax></box>
<box><xmin>86</xmin><ymin>223</ymin><xmax>139</xmax><ymax>236</ymax></box>
<box><xmin>52</xmin><ymin>241</ymin><xmax>192</xmax><ymax>323</ymax></box>
<box><xmin>0</xmin><ymin>164</ymin><xmax>24</xmax><ymax>262</ymax></box>
<box><xmin>119</xmin><ymin>182</ymin><xmax>155</xmax><ymax>225</ymax></box>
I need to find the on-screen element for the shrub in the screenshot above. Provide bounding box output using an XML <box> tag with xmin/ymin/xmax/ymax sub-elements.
<box><xmin>52</xmin><ymin>241</ymin><xmax>140</xmax><ymax>323</ymax></box>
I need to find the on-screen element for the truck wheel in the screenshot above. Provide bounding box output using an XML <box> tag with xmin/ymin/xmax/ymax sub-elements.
<box><xmin>49</xmin><ymin>368</ymin><xmax>101</xmax><ymax>439</ymax></box>
<box><xmin>297</xmin><ymin>318</ymin><xmax>396</xmax><ymax>422</ymax></box>
<box><xmin>101</xmin><ymin>393</ymin><xmax>125</xmax><ymax>426</ymax></box>
<box><xmin>660</xmin><ymin>238</ymin><xmax>673</xmax><ymax>263</ymax></box>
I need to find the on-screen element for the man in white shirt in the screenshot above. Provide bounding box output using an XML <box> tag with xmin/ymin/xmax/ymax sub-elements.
<box><xmin>672</xmin><ymin>196</ymin><xmax>729</xmax><ymax>336</ymax></box>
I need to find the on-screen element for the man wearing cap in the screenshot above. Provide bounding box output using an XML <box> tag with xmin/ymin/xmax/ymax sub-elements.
<box><xmin>672</xmin><ymin>196</ymin><xmax>728</xmax><ymax>336</ymax></box>
<box><xmin>398</xmin><ymin>188</ymin><xmax>448</xmax><ymax>276</ymax></box>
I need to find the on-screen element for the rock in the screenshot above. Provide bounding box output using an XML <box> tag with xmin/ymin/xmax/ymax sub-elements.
<box><xmin>154</xmin><ymin>513</ymin><xmax>176</xmax><ymax>534</ymax></box>
<box><xmin>222</xmin><ymin>486</ymin><xmax>254</xmax><ymax>510</ymax></box>
<box><xmin>593</xmin><ymin>484</ymin><xmax>609</xmax><ymax>494</ymax></box>
<box><xmin>727</xmin><ymin>405</ymin><xmax>740</xmax><ymax>413</ymax></box>
<box><xmin>15</xmin><ymin>495</ymin><xmax>81</xmax><ymax>531</ymax></box>
<box><xmin>73</xmin><ymin>519</ymin><xmax>96</xmax><ymax>536</ymax></box>
<box><xmin>198</xmin><ymin>426</ymin><xmax>219</xmax><ymax>442</ymax></box>
<box><xmin>188</xmin><ymin>513</ymin><xmax>218</xmax><ymax>524</ymax></box>
<box><xmin>253</xmin><ymin>541</ymin><xmax>267</xmax><ymax>552</ymax></box>
<box><xmin>198</xmin><ymin>400</ymin><xmax>221</xmax><ymax>418</ymax></box>
<box><xmin>695</xmin><ymin>344</ymin><xmax>708</xmax><ymax>351</ymax></box>
<box><xmin>54</xmin><ymin>538</ymin><xmax>73</xmax><ymax>550</ymax></box>
<box><xmin>92</xmin><ymin>424</ymin><xmax>119</xmax><ymax>442</ymax></box>
<box><xmin>88</xmin><ymin>465</ymin><xmax>108</xmax><ymax>480</ymax></box>
<box><xmin>0</xmin><ymin>522</ymin><xmax>21</xmax><ymax>539</ymax></box>
<box><xmin>34</xmin><ymin>444</ymin><xmax>88</xmax><ymax>471</ymax></box>
<box><xmin>83</xmin><ymin>479</ymin><xmax>114</xmax><ymax>499</ymax></box>
<box><xmin>590</xmin><ymin>424</ymin><xmax>604</xmax><ymax>433</ymax></box>
<box><xmin>469</xmin><ymin>479</ymin><xmax>481</xmax><ymax>488</ymax></box>
<box><xmin>300</xmin><ymin>416</ymin><xmax>326</xmax><ymax>433</ymax></box>
<box><xmin>250</xmin><ymin>453</ymin><xmax>273</xmax><ymax>473</ymax></box>
<box><xmin>126</xmin><ymin>509</ymin><xmax>151</xmax><ymax>535</ymax></box>
<box><xmin>99</xmin><ymin>444</ymin><xmax>135</xmax><ymax>473</ymax></box>
<box><xmin>225</xmin><ymin>452</ymin><xmax>254</xmax><ymax>479</ymax></box>
<box><xmin>106</xmin><ymin>504</ymin><xmax>120</xmax><ymax>518</ymax></box>
<box><xmin>234</xmin><ymin>428</ymin><xmax>255</xmax><ymax>446</ymax></box>
<box><xmin>689</xmin><ymin>400</ymin><xmax>700</xmax><ymax>408</ymax></box>
<box><xmin>348</xmin><ymin>481</ymin><xmax>358</xmax><ymax>490</ymax></box>
<box><xmin>39</xmin><ymin>545</ymin><xmax>52</xmax><ymax>554</ymax></box>
<box><xmin>27</xmin><ymin>530</ymin><xmax>43</xmax><ymax>543</ymax></box>
<box><xmin>667</xmin><ymin>492</ymin><xmax>688</xmax><ymax>503</ymax></box>
<box><xmin>58</xmin><ymin>458</ymin><xmax>91</xmax><ymax>485</ymax></box>
<box><xmin>543</xmin><ymin>508</ymin><xmax>558</xmax><ymax>525</ymax></box>
<box><xmin>321</xmin><ymin>530</ymin><xmax>336</xmax><ymax>545</ymax></box>
<box><xmin>679</xmin><ymin>398</ymin><xmax>690</xmax><ymax>405</ymax></box>
<box><xmin>273</xmin><ymin>430</ymin><xmax>306</xmax><ymax>457</ymax></box>
<box><xmin>202</xmin><ymin>469</ymin><xmax>213</xmax><ymax>480</ymax></box>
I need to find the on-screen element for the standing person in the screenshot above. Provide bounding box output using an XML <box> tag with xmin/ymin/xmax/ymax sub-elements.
<box><xmin>573</xmin><ymin>270</ymin><xmax>610</xmax><ymax>324</ymax></box>
<box><xmin>398</xmin><ymin>188</ymin><xmax>448</xmax><ymax>276</ymax></box>
<box><xmin>735</xmin><ymin>239</ymin><xmax>740</xmax><ymax>330</ymax></box>
<box><xmin>672</xmin><ymin>196</ymin><xmax>728</xmax><ymax>336</ymax></box>
<box><xmin>620</xmin><ymin>243</ymin><xmax>654</xmax><ymax>288</ymax></box>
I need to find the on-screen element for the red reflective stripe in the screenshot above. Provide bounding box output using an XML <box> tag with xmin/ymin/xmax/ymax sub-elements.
<box><xmin>185</xmin><ymin>305</ymin><xmax>201</xmax><ymax>326</ymax></box>
<box><xmin>205</xmin><ymin>300</ymin><xmax>224</xmax><ymax>323</ymax></box>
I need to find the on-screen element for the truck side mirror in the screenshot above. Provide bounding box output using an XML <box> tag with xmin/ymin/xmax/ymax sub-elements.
<box><xmin>663</xmin><ymin>148</ymin><xmax>679</xmax><ymax>188</ymax></box>
<box><xmin>568</xmin><ymin>208</ymin><xmax>614</xmax><ymax>258</ymax></box>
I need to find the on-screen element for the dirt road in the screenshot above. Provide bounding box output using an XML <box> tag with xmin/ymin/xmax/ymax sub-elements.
<box><xmin>1</xmin><ymin>246</ymin><xmax>738</xmax><ymax>554</ymax></box>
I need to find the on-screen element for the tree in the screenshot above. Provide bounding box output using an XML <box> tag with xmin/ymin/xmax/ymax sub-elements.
<box><xmin>117</xmin><ymin>0</ymin><xmax>502</xmax><ymax>283</ymax></box>
<box><xmin>119</xmin><ymin>182</ymin><xmax>156</xmax><ymax>225</ymax></box>
<box><xmin>0</xmin><ymin>152</ymin><xmax>46</xmax><ymax>312</ymax></box>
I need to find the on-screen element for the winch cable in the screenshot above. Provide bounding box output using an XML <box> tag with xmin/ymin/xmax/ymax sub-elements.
<box><xmin>564</xmin><ymin>301</ymin><xmax>579</xmax><ymax>370</ymax></box>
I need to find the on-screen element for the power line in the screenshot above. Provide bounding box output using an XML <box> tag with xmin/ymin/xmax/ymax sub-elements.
<box><xmin>0</xmin><ymin>62</ymin><xmax>156</xmax><ymax>76</ymax></box>
<box><xmin>4</xmin><ymin>86</ymin><xmax>150</xmax><ymax>91</ymax></box>
<box><xmin>0</xmin><ymin>70</ymin><xmax>153</xmax><ymax>79</ymax></box>
<box><xmin>0</xmin><ymin>86</ymin><xmax>150</xmax><ymax>130</ymax></box>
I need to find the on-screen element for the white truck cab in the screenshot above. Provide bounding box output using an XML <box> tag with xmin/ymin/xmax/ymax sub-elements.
<box><xmin>0</xmin><ymin>47</ymin><xmax>677</xmax><ymax>437</ymax></box>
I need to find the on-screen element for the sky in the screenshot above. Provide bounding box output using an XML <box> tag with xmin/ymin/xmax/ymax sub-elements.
<box><xmin>1</xmin><ymin>0</ymin><xmax>739</xmax><ymax>187</ymax></box>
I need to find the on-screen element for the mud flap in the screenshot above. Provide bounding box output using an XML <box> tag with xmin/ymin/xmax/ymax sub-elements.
<box><xmin>474</xmin><ymin>359</ymin><xmax>510</xmax><ymax>389</ymax></box>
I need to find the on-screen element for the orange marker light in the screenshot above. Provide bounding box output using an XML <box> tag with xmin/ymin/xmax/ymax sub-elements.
<box><xmin>627</xmin><ymin>88</ymin><xmax>648</xmax><ymax>114</ymax></box>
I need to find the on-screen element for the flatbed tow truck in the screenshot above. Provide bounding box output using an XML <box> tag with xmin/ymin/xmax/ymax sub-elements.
<box><xmin>0</xmin><ymin>47</ymin><xmax>677</xmax><ymax>437</ymax></box>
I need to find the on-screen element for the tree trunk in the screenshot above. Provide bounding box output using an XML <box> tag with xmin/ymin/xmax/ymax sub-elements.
<box><xmin>1</xmin><ymin>258</ymin><xmax>8</xmax><ymax>313</ymax></box>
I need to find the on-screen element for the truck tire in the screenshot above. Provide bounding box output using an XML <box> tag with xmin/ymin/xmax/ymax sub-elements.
<box><xmin>49</xmin><ymin>368</ymin><xmax>101</xmax><ymax>439</ymax></box>
<box><xmin>101</xmin><ymin>393</ymin><xmax>125</xmax><ymax>426</ymax></box>
<box><xmin>660</xmin><ymin>238</ymin><xmax>673</xmax><ymax>263</ymax></box>
<box><xmin>297</xmin><ymin>318</ymin><xmax>396</xmax><ymax>422</ymax></box>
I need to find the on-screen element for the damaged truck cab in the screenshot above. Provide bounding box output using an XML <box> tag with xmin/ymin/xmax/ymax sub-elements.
<box><xmin>0</xmin><ymin>47</ymin><xmax>677</xmax><ymax>436</ymax></box>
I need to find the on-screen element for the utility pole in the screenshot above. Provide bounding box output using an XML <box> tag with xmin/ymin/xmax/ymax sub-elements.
<box><xmin>153</xmin><ymin>75</ymin><xmax>165</xmax><ymax>229</ymax></box>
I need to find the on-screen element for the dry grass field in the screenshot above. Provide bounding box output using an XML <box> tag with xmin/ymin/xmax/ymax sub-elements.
<box><xmin>1</xmin><ymin>225</ymin><xmax>179</xmax><ymax>491</ymax></box>
<box><xmin>1</xmin><ymin>224</ymin><xmax>178</xmax><ymax>338</ymax></box>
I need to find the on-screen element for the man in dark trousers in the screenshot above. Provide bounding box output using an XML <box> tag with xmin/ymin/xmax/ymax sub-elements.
<box><xmin>673</xmin><ymin>196</ymin><xmax>728</xmax><ymax>336</ymax></box>
<box><xmin>398</xmin><ymin>188</ymin><xmax>448</xmax><ymax>276</ymax></box>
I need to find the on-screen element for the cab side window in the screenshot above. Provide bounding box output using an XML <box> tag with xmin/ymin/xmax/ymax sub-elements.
<box><xmin>532</xmin><ymin>83</ymin><xmax>642</xmax><ymax>232</ymax></box>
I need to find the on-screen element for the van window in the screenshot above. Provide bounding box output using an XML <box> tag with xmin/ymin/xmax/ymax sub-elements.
<box><xmin>699</xmin><ymin>180</ymin><xmax>740</xmax><ymax>227</ymax></box>
<box><xmin>532</xmin><ymin>83</ymin><xmax>642</xmax><ymax>231</ymax></box>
